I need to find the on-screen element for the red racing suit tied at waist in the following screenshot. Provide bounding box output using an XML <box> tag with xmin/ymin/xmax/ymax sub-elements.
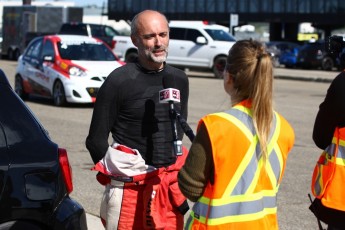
<box><xmin>91</xmin><ymin>143</ymin><xmax>188</xmax><ymax>184</ymax></box>
<box><xmin>91</xmin><ymin>143</ymin><xmax>189</xmax><ymax>229</ymax></box>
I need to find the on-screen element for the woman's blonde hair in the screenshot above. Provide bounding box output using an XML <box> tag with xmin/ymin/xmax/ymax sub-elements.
<box><xmin>226</xmin><ymin>39</ymin><xmax>273</xmax><ymax>162</ymax></box>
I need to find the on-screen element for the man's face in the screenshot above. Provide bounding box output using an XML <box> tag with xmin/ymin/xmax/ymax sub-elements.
<box><xmin>133</xmin><ymin>15</ymin><xmax>170</xmax><ymax>64</ymax></box>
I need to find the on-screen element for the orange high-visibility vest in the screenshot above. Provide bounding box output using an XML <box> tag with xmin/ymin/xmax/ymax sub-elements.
<box><xmin>185</xmin><ymin>101</ymin><xmax>294</xmax><ymax>230</ymax></box>
<box><xmin>311</xmin><ymin>127</ymin><xmax>345</xmax><ymax>211</ymax></box>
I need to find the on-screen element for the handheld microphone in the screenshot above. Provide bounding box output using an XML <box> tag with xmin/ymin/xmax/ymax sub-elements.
<box><xmin>159</xmin><ymin>76</ymin><xmax>183</xmax><ymax>156</ymax></box>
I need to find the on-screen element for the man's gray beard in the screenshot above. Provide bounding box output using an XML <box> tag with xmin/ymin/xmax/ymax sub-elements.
<box><xmin>151</xmin><ymin>55</ymin><xmax>167</xmax><ymax>63</ymax></box>
<box><xmin>146</xmin><ymin>50</ymin><xmax>168</xmax><ymax>63</ymax></box>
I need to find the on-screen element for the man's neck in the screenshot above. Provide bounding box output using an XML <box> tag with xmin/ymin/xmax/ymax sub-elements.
<box><xmin>136</xmin><ymin>61</ymin><xmax>165</xmax><ymax>74</ymax></box>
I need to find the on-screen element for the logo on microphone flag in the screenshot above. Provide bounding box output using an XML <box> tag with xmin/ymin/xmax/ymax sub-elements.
<box><xmin>159</xmin><ymin>88</ymin><xmax>180</xmax><ymax>103</ymax></box>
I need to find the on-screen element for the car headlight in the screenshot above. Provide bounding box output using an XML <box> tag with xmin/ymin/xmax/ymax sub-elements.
<box><xmin>69</xmin><ymin>66</ymin><xmax>87</xmax><ymax>77</ymax></box>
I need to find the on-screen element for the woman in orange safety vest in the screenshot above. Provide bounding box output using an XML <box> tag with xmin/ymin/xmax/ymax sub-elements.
<box><xmin>178</xmin><ymin>39</ymin><xmax>295</xmax><ymax>229</ymax></box>
<box><xmin>311</xmin><ymin>69</ymin><xmax>345</xmax><ymax>230</ymax></box>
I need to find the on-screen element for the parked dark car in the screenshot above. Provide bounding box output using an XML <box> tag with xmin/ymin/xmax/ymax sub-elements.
<box><xmin>0</xmin><ymin>69</ymin><xmax>87</xmax><ymax>229</ymax></box>
<box><xmin>296</xmin><ymin>40</ymin><xmax>337</xmax><ymax>70</ymax></box>
<box><xmin>59</xmin><ymin>22</ymin><xmax>120</xmax><ymax>49</ymax></box>
<box><xmin>265</xmin><ymin>41</ymin><xmax>300</xmax><ymax>67</ymax></box>
<box><xmin>279</xmin><ymin>46</ymin><xmax>300</xmax><ymax>68</ymax></box>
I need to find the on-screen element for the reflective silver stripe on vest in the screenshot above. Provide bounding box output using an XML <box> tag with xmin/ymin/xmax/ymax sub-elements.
<box><xmin>337</xmin><ymin>145</ymin><xmax>345</xmax><ymax>166</ymax></box>
<box><xmin>191</xmin><ymin>194</ymin><xmax>276</xmax><ymax>219</ymax></box>
<box><xmin>224</xmin><ymin>107</ymin><xmax>280</xmax><ymax>196</ymax></box>
<box><xmin>324</xmin><ymin>141</ymin><xmax>345</xmax><ymax>161</ymax></box>
<box><xmin>324</xmin><ymin>141</ymin><xmax>345</xmax><ymax>166</ymax></box>
<box><xmin>269</xmin><ymin>149</ymin><xmax>281</xmax><ymax>181</ymax></box>
<box><xmin>327</xmin><ymin>143</ymin><xmax>337</xmax><ymax>158</ymax></box>
<box><xmin>313</xmin><ymin>168</ymin><xmax>322</xmax><ymax>196</ymax></box>
<box><xmin>337</xmin><ymin>145</ymin><xmax>345</xmax><ymax>160</ymax></box>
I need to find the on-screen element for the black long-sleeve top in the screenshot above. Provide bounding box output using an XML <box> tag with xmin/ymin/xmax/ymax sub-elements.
<box><xmin>86</xmin><ymin>63</ymin><xmax>189</xmax><ymax>168</ymax></box>
<box><xmin>313</xmin><ymin>71</ymin><xmax>345</xmax><ymax>149</ymax></box>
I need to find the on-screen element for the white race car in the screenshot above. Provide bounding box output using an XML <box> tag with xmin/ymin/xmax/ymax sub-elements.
<box><xmin>15</xmin><ymin>34</ymin><xmax>125</xmax><ymax>106</ymax></box>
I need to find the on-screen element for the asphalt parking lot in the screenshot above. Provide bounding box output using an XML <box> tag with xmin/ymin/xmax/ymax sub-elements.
<box><xmin>0</xmin><ymin>60</ymin><xmax>339</xmax><ymax>229</ymax></box>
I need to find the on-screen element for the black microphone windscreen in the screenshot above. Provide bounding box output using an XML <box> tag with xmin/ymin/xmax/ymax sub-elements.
<box><xmin>162</xmin><ymin>75</ymin><xmax>176</xmax><ymax>89</ymax></box>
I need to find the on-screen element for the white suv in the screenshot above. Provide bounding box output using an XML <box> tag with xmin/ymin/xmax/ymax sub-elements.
<box><xmin>168</xmin><ymin>21</ymin><xmax>236</xmax><ymax>78</ymax></box>
<box><xmin>113</xmin><ymin>21</ymin><xmax>236</xmax><ymax>78</ymax></box>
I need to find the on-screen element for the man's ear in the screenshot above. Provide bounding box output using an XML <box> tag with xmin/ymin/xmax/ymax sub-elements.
<box><xmin>131</xmin><ymin>35</ymin><xmax>138</xmax><ymax>47</ymax></box>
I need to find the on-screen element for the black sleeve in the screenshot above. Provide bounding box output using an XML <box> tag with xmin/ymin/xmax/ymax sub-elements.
<box><xmin>85</xmin><ymin>74</ymin><xmax>119</xmax><ymax>164</ymax></box>
<box><xmin>313</xmin><ymin>72</ymin><xmax>345</xmax><ymax>149</ymax></box>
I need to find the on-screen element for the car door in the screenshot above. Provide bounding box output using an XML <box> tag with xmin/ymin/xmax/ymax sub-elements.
<box><xmin>168</xmin><ymin>28</ymin><xmax>209</xmax><ymax>68</ymax></box>
<box><xmin>21</xmin><ymin>38</ymin><xmax>46</xmax><ymax>95</ymax></box>
<box><xmin>39</xmin><ymin>38</ymin><xmax>57</xmax><ymax>96</ymax></box>
<box><xmin>168</xmin><ymin>27</ymin><xmax>189</xmax><ymax>66</ymax></box>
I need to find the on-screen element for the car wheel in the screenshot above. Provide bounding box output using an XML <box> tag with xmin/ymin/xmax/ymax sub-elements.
<box><xmin>53</xmin><ymin>80</ymin><xmax>66</xmax><ymax>106</ymax></box>
<box><xmin>14</xmin><ymin>75</ymin><xmax>28</xmax><ymax>100</ymax></box>
<box><xmin>322</xmin><ymin>57</ymin><xmax>334</xmax><ymax>71</ymax></box>
<box><xmin>125</xmin><ymin>51</ymin><xmax>138</xmax><ymax>63</ymax></box>
<box><xmin>213</xmin><ymin>56</ymin><xmax>227</xmax><ymax>78</ymax></box>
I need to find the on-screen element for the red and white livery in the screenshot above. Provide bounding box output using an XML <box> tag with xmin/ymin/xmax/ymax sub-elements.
<box><xmin>15</xmin><ymin>34</ymin><xmax>125</xmax><ymax>106</ymax></box>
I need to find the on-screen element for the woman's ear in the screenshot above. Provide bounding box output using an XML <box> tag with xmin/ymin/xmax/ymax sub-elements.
<box><xmin>224</xmin><ymin>72</ymin><xmax>233</xmax><ymax>85</ymax></box>
<box><xmin>223</xmin><ymin>72</ymin><xmax>234</xmax><ymax>95</ymax></box>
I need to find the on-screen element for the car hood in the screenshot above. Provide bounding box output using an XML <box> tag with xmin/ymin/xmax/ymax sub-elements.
<box><xmin>71</xmin><ymin>60</ymin><xmax>123</xmax><ymax>75</ymax></box>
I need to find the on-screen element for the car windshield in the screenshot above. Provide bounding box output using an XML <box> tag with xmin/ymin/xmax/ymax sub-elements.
<box><xmin>58</xmin><ymin>41</ymin><xmax>117</xmax><ymax>61</ymax></box>
<box><xmin>205</xmin><ymin>29</ymin><xmax>236</xmax><ymax>42</ymax></box>
<box><xmin>90</xmin><ymin>25</ymin><xmax>119</xmax><ymax>37</ymax></box>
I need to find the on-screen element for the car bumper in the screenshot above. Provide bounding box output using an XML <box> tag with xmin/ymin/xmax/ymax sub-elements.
<box><xmin>52</xmin><ymin>196</ymin><xmax>87</xmax><ymax>230</ymax></box>
<box><xmin>63</xmin><ymin>76</ymin><xmax>104</xmax><ymax>103</ymax></box>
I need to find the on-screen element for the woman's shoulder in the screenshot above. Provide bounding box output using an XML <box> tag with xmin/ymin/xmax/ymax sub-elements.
<box><xmin>275</xmin><ymin>111</ymin><xmax>295</xmax><ymax>138</ymax></box>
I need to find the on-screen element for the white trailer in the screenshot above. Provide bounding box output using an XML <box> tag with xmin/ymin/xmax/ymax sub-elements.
<box><xmin>1</xmin><ymin>5</ymin><xmax>83</xmax><ymax>60</ymax></box>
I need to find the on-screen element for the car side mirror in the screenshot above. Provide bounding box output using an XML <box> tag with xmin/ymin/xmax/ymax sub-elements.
<box><xmin>196</xmin><ymin>36</ymin><xmax>207</xmax><ymax>45</ymax></box>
